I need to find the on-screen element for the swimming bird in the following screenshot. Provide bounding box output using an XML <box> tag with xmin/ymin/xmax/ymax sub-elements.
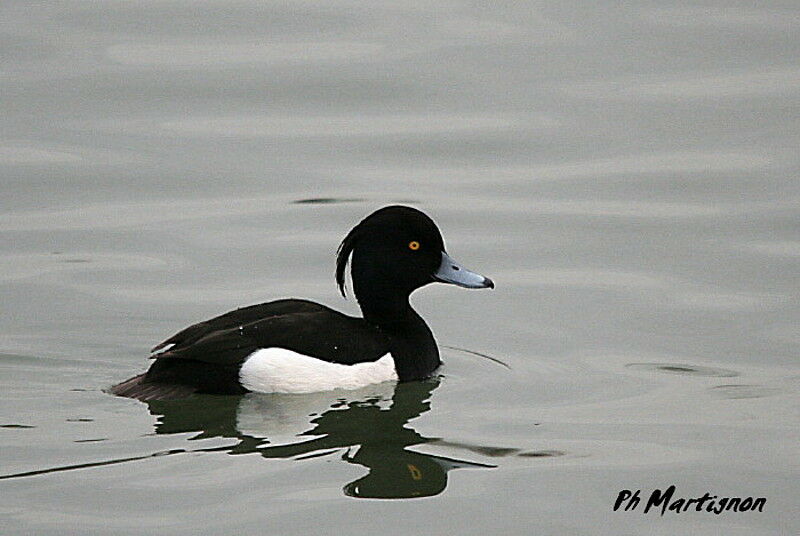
<box><xmin>110</xmin><ymin>205</ymin><xmax>493</xmax><ymax>400</ymax></box>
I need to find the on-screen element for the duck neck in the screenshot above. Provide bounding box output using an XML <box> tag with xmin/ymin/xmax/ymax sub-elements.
<box><xmin>354</xmin><ymin>286</ymin><xmax>440</xmax><ymax>381</ymax></box>
<box><xmin>356</xmin><ymin>286</ymin><xmax>413</xmax><ymax>327</ymax></box>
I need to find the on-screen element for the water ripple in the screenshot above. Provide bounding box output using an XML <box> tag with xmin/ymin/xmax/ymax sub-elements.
<box><xmin>107</xmin><ymin>41</ymin><xmax>385</xmax><ymax>66</ymax></box>
<box><xmin>568</xmin><ymin>67</ymin><xmax>800</xmax><ymax>100</ymax></box>
<box><xmin>626</xmin><ymin>362</ymin><xmax>739</xmax><ymax>378</ymax></box>
<box><xmin>161</xmin><ymin>113</ymin><xmax>520</xmax><ymax>137</ymax></box>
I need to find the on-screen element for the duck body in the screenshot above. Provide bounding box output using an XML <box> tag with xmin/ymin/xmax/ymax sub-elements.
<box><xmin>111</xmin><ymin>206</ymin><xmax>492</xmax><ymax>400</ymax></box>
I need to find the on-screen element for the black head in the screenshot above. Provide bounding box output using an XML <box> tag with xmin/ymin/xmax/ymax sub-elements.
<box><xmin>336</xmin><ymin>206</ymin><xmax>493</xmax><ymax>306</ymax></box>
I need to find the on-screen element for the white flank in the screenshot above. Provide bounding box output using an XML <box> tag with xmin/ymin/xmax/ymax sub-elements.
<box><xmin>239</xmin><ymin>348</ymin><xmax>398</xmax><ymax>394</ymax></box>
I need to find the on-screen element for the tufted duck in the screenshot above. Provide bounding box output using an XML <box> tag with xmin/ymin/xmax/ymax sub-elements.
<box><xmin>110</xmin><ymin>205</ymin><xmax>493</xmax><ymax>400</ymax></box>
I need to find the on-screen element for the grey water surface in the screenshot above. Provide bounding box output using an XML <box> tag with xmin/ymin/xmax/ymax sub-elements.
<box><xmin>1</xmin><ymin>1</ymin><xmax>799</xmax><ymax>535</ymax></box>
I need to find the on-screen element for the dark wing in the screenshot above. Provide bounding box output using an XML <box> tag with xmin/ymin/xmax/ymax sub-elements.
<box><xmin>152</xmin><ymin>299</ymin><xmax>389</xmax><ymax>367</ymax></box>
<box><xmin>150</xmin><ymin>298</ymin><xmax>326</xmax><ymax>354</ymax></box>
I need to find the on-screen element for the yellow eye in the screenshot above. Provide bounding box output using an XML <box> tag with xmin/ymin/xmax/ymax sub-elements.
<box><xmin>408</xmin><ymin>240</ymin><xmax>420</xmax><ymax>251</ymax></box>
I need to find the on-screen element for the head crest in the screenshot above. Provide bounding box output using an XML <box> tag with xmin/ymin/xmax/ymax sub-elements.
<box><xmin>336</xmin><ymin>223</ymin><xmax>361</xmax><ymax>298</ymax></box>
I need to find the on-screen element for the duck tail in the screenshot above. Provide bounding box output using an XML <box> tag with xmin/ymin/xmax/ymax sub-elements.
<box><xmin>108</xmin><ymin>374</ymin><xmax>197</xmax><ymax>401</ymax></box>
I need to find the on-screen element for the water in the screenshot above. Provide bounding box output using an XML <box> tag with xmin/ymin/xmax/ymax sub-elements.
<box><xmin>1</xmin><ymin>1</ymin><xmax>799</xmax><ymax>534</ymax></box>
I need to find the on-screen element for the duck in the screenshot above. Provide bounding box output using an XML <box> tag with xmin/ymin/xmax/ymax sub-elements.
<box><xmin>110</xmin><ymin>205</ymin><xmax>493</xmax><ymax>400</ymax></box>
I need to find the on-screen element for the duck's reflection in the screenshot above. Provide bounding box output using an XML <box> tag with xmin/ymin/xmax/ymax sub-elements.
<box><xmin>145</xmin><ymin>378</ymin><xmax>494</xmax><ymax>499</ymax></box>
